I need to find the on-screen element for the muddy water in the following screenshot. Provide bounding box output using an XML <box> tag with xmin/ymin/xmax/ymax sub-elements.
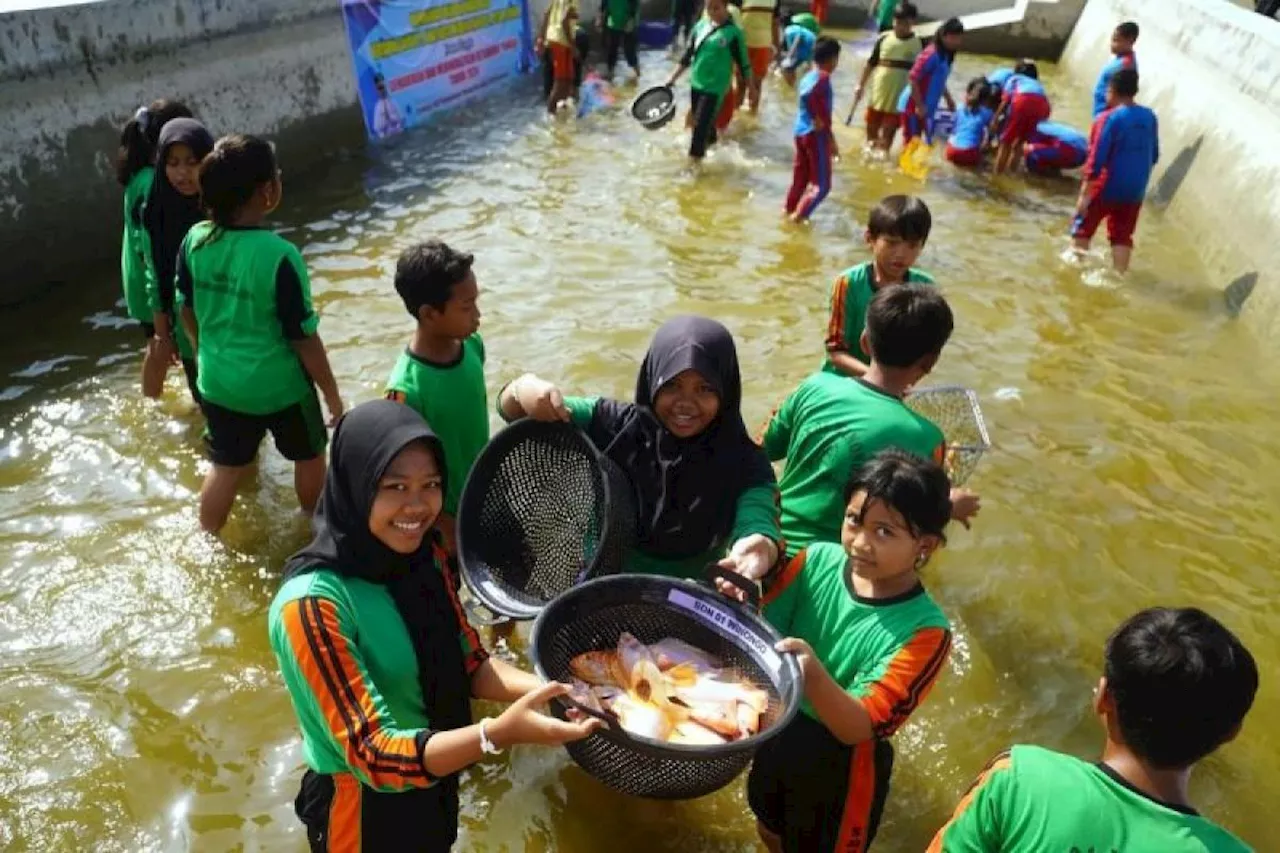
<box><xmin>0</xmin><ymin>43</ymin><xmax>1277</xmax><ymax>852</ymax></box>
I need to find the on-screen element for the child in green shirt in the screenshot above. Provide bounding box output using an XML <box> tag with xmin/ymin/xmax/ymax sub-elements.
<box><xmin>667</xmin><ymin>0</ymin><xmax>751</xmax><ymax>159</ymax></box>
<box><xmin>751</xmin><ymin>449</ymin><xmax>955</xmax><ymax>852</ymax></box>
<box><xmin>176</xmin><ymin>135</ymin><xmax>344</xmax><ymax>533</ymax></box>
<box><xmin>764</xmin><ymin>284</ymin><xmax>979</xmax><ymax>557</ymax></box>
<box><xmin>114</xmin><ymin>98</ymin><xmax>192</xmax><ymax>399</ymax></box>
<box><xmin>824</xmin><ymin>194</ymin><xmax>935</xmax><ymax>377</ymax></box>
<box><xmin>930</xmin><ymin>607</ymin><xmax>1257</xmax><ymax>852</ymax></box>
<box><xmin>384</xmin><ymin>240</ymin><xmax>487</xmax><ymax>557</ymax></box>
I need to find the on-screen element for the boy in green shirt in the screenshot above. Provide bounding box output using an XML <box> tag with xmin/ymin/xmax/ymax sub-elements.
<box><xmin>750</xmin><ymin>449</ymin><xmax>955</xmax><ymax>852</ymax></box>
<box><xmin>824</xmin><ymin>194</ymin><xmax>935</xmax><ymax>377</ymax></box>
<box><xmin>764</xmin><ymin>284</ymin><xmax>979</xmax><ymax>557</ymax></box>
<box><xmin>930</xmin><ymin>607</ymin><xmax>1258</xmax><ymax>852</ymax></box>
<box><xmin>667</xmin><ymin>0</ymin><xmax>751</xmax><ymax>159</ymax></box>
<box><xmin>385</xmin><ymin>240</ymin><xmax>487</xmax><ymax>557</ymax></box>
<box><xmin>599</xmin><ymin>0</ymin><xmax>640</xmax><ymax>79</ymax></box>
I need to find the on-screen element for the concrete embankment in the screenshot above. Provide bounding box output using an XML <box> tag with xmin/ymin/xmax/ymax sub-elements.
<box><xmin>1061</xmin><ymin>0</ymin><xmax>1280</xmax><ymax>335</ymax></box>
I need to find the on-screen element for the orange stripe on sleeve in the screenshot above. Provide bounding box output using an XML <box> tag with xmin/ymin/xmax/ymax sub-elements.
<box><xmin>327</xmin><ymin>772</ymin><xmax>362</xmax><ymax>853</ymax></box>
<box><xmin>925</xmin><ymin>751</ymin><xmax>1014</xmax><ymax>853</ymax></box>
<box><xmin>435</xmin><ymin>543</ymin><xmax>489</xmax><ymax>676</ymax></box>
<box><xmin>385</xmin><ymin>390</ymin><xmax>407</xmax><ymax>404</ymax></box>
<box><xmin>858</xmin><ymin>627</ymin><xmax>952</xmax><ymax>738</ymax></box>
<box><xmin>762</xmin><ymin>550</ymin><xmax>807</xmax><ymax>606</ymax></box>
<box><xmin>282</xmin><ymin>597</ymin><xmax>433</xmax><ymax>790</ymax></box>
<box><xmin>835</xmin><ymin>739</ymin><xmax>877</xmax><ymax>852</ymax></box>
<box><xmin>825</xmin><ymin>274</ymin><xmax>852</xmax><ymax>352</ymax></box>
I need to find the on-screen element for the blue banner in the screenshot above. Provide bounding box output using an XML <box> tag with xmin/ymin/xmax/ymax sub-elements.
<box><xmin>340</xmin><ymin>0</ymin><xmax>535</xmax><ymax>140</ymax></box>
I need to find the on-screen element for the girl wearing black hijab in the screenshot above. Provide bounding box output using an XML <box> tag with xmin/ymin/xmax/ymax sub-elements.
<box><xmin>268</xmin><ymin>401</ymin><xmax>598</xmax><ymax>851</ymax></box>
<box><xmin>498</xmin><ymin>316</ymin><xmax>782</xmax><ymax>582</ymax></box>
<box><xmin>143</xmin><ymin>117</ymin><xmax>214</xmax><ymax>403</ymax></box>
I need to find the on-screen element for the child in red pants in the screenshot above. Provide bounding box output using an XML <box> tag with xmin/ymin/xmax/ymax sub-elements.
<box><xmin>991</xmin><ymin>60</ymin><xmax>1050</xmax><ymax>174</ymax></box>
<box><xmin>785</xmin><ymin>38</ymin><xmax>841</xmax><ymax>222</ymax></box>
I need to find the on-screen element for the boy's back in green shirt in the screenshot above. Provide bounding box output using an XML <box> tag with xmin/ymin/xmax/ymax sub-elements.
<box><xmin>930</xmin><ymin>745</ymin><xmax>1253</xmax><ymax>852</ymax></box>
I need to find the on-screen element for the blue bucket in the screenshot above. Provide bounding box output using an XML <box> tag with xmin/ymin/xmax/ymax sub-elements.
<box><xmin>637</xmin><ymin>21</ymin><xmax>674</xmax><ymax>48</ymax></box>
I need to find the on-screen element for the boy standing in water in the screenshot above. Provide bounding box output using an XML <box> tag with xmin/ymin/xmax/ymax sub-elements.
<box><xmin>667</xmin><ymin>0</ymin><xmax>751</xmax><ymax>160</ymax></box>
<box><xmin>600</xmin><ymin>0</ymin><xmax>640</xmax><ymax>80</ymax></box>
<box><xmin>824</xmin><ymin>195</ymin><xmax>933</xmax><ymax>378</ymax></box>
<box><xmin>1093</xmin><ymin>21</ymin><xmax>1138</xmax><ymax>118</ymax></box>
<box><xmin>385</xmin><ymin>241</ymin><xmax>487</xmax><ymax>557</ymax></box>
<box><xmin>1071</xmin><ymin>68</ymin><xmax>1158</xmax><ymax>274</ymax></box>
<box><xmin>764</xmin><ymin>285</ymin><xmax>980</xmax><ymax>559</ymax></box>
<box><xmin>929</xmin><ymin>607</ymin><xmax>1256</xmax><ymax>852</ymax></box>
<box><xmin>784</xmin><ymin>37</ymin><xmax>841</xmax><ymax>223</ymax></box>
<box><xmin>536</xmin><ymin>0</ymin><xmax>579</xmax><ymax>113</ymax></box>
<box><xmin>991</xmin><ymin>60</ymin><xmax>1051</xmax><ymax>175</ymax></box>
<box><xmin>849</xmin><ymin>3</ymin><xmax>922</xmax><ymax>152</ymax></box>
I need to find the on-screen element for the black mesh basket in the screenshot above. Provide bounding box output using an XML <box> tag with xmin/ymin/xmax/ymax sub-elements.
<box><xmin>529</xmin><ymin>571</ymin><xmax>804</xmax><ymax>800</ymax></box>
<box><xmin>456</xmin><ymin>419</ymin><xmax>637</xmax><ymax>621</ymax></box>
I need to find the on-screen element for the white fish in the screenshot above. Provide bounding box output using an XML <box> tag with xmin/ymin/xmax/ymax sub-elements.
<box><xmin>649</xmin><ymin>637</ymin><xmax>722</xmax><ymax>672</ymax></box>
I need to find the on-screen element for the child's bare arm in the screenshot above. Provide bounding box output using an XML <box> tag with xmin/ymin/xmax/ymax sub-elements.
<box><xmin>291</xmin><ymin>335</ymin><xmax>344</xmax><ymax>422</ymax></box>
<box><xmin>827</xmin><ymin>351</ymin><xmax>870</xmax><ymax>378</ymax></box>
<box><xmin>777</xmin><ymin>639</ymin><xmax>875</xmax><ymax>745</ymax></box>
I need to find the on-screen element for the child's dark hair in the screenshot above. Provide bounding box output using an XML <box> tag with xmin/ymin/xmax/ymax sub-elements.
<box><xmin>934</xmin><ymin>17</ymin><xmax>964</xmax><ymax>61</ymax></box>
<box><xmin>965</xmin><ymin>76</ymin><xmax>987</xmax><ymax>98</ymax></box>
<box><xmin>781</xmin><ymin>12</ymin><xmax>793</xmax><ymax>27</ymax></box>
<box><xmin>1116</xmin><ymin>21</ymin><xmax>1139</xmax><ymax>41</ymax></box>
<box><xmin>115</xmin><ymin>99</ymin><xmax>192</xmax><ymax>186</ymax></box>
<box><xmin>980</xmin><ymin>81</ymin><xmax>1002</xmax><ymax>109</ymax></box>
<box><xmin>1104</xmin><ymin>607</ymin><xmax>1257</xmax><ymax>769</ymax></box>
<box><xmin>865</xmin><ymin>284</ymin><xmax>954</xmax><ymax>368</ymax></box>
<box><xmin>894</xmin><ymin>1</ymin><xmax>918</xmax><ymax>20</ymax></box>
<box><xmin>1110</xmin><ymin>67</ymin><xmax>1139</xmax><ymax>98</ymax></box>
<box><xmin>197</xmin><ymin>134</ymin><xmax>278</xmax><ymax>227</ymax></box>
<box><xmin>1013</xmin><ymin>59</ymin><xmax>1039</xmax><ymax>80</ymax></box>
<box><xmin>867</xmin><ymin>194</ymin><xmax>932</xmax><ymax>244</ymax></box>
<box><xmin>843</xmin><ymin>449</ymin><xmax>951</xmax><ymax>540</ymax></box>
<box><xmin>814</xmin><ymin>37</ymin><xmax>841</xmax><ymax>65</ymax></box>
<box><xmin>395</xmin><ymin>240</ymin><xmax>476</xmax><ymax>317</ymax></box>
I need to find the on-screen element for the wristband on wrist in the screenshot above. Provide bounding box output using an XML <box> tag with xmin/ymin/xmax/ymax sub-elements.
<box><xmin>478</xmin><ymin>717</ymin><xmax>503</xmax><ymax>755</ymax></box>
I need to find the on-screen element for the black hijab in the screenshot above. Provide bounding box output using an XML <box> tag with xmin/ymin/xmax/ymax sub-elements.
<box><xmin>282</xmin><ymin>400</ymin><xmax>472</xmax><ymax>734</ymax></box>
<box><xmin>587</xmin><ymin>316</ymin><xmax>776</xmax><ymax>560</ymax></box>
<box><xmin>144</xmin><ymin>118</ymin><xmax>214</xmax><ymax>314</ymax></box>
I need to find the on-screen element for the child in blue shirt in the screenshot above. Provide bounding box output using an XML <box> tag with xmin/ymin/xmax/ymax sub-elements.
<box><xmin>1025</xmin><ymin>121</ymin><xmax>1088</xmax><ymax>174</ymax></box>
<box><xmin>779</xmin><ymin>17</ymin><xmax>818</xmax><ymax>85</ymax></box>
<box><xmin>785</xmin><ymin>37</ymin><xmax>841</xmax><ymax>223</ymax></box>
<box><xmin>1071</xmin><ymin>68</ymin><xmax>1159</xmax><ymax>274</ymax></box>
<box><xmin>1093</xmin><ymin>21</ymin><xmax>1138</xmax><ymax>117</ymax></box>
<box><xmin>944</xmin><ymin>77</ymin><xmax>993</xmax><ymax>167</ymax></box>
<box><xmin>991</xmin><ymin>60</ymin><xmax>1051</xmax><ymax>174</ymax></box>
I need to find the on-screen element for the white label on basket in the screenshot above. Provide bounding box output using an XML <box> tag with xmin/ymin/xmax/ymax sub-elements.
<box><xmin>666</xmin><ymin>589</ymin><xmax>782</xmax><ymax>671</ymax></box>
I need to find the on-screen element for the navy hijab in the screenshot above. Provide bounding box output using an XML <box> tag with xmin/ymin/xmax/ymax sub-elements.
<box><xmin>282</xmin><ymin>400</ymin><xmax>471</xmax><ymax>733</ymax></box>
<box><xmin>144</xmin><ymin>118</ymin><xmax>214</xmax><ymax>314</ymax></box>
<box><xmin>586</xmin><ymin>316</ymin><xmax>776</xmax><ymax>560</ymax></box>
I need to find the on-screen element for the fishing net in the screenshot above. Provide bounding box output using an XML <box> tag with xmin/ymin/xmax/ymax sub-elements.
<box><xmin>904</xmin><ymin>385</ymin><xmax>992</xmax><ymax>486</ymax></box>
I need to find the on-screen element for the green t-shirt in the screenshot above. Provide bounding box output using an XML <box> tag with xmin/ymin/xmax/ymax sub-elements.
<box><xmin>559</xmin><ymin>394</ymin><xmax>781</xmax><ymax>579</ymax></box>
<box><xmin>268</xmin><ymin>566</ymin><xmax>487</xmax><ymax>790</ymax></box>
<box><xmin>685</xmin><ymin>18</ymin><xmax>751</xmax><ymax>98</ymax></box>
<box><xmin>930</xmin><ymin>745</ymin><xmax>1253</xmax><ymax>853</ymax></box>
<box><xmin>176</xmin><ymin>223</ymin><xmax>319</xmax><ymax>414</ymax></box>
<box><xmin>385</xmin><ymin>336</ymin><xmax>489</xmax><ymax>517</ymax></box>
<box><xmin>822</xmin><ymin>263</ymin><xmax>935</xmax><ymax>372</ymax></box>
<box><xmin>762</xmin><ymin>372</ymin><xmax>944</xmax><ymax>557</ymax></box>
<box><xmin>120</xmin><ymin>167</ymin><xmax>154</xmax><ymax>323</ymax></box>
<box><xmin>875</xmin><ymin>0</ymin><xmax>900</xmax><ymax>29</ymax></box>
<box><xmin>764</xmin><ymin>541</ymin><xmax>951</xmax><ymax>728</ymax></box>
<box><xmin>603</xmin><ymin>0</ymin><xmax>637</xmax><ymax>31</ymax></box>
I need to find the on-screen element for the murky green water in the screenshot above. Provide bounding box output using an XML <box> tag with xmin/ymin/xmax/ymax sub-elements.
<box><xmin>1</xmin><ymin>44</ymin><xmax>1277</xmax><ymax>852</ymax></box>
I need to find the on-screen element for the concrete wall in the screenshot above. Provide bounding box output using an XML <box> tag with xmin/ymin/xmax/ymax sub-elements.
<box><xmin>0</xmin><ymin>0</ymin><xmax>367</xmax><ymax>305</ymax></box>
<box><xmin>1062</xmin><ymin>0</ymin><xmax>1280</xmax><ymax>335</ymax></box>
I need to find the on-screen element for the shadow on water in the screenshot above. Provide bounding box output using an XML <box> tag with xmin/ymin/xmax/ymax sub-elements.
<box><xmin>1148</xmin><ymin>134</ymin><xmax>1203</xmax><ymax>208</ymax></box>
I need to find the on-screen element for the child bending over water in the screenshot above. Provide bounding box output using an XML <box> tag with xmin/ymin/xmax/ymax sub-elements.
<box><xmin>176</xmin><ymin>135</ymin><xmax>344</xmax><ymax>533</ymax></box>
<box><xmin>115</xmin><ymin>98</ymin><xmax>192</xmax><ymax>399</ymax></box>
<box><xmin>751</xmin><ymin>449</ymin><xmax>955</xmax><ymax>852</ymax></box>
<box><xmin>667</xmin><ymin>0</ymin><xmax>751</xmax><ymax>160</ymax></box>
<box><xmin>944</xmin><ymin>78</ymin><xmax>994</xmax><ymax>168</ymax></box>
